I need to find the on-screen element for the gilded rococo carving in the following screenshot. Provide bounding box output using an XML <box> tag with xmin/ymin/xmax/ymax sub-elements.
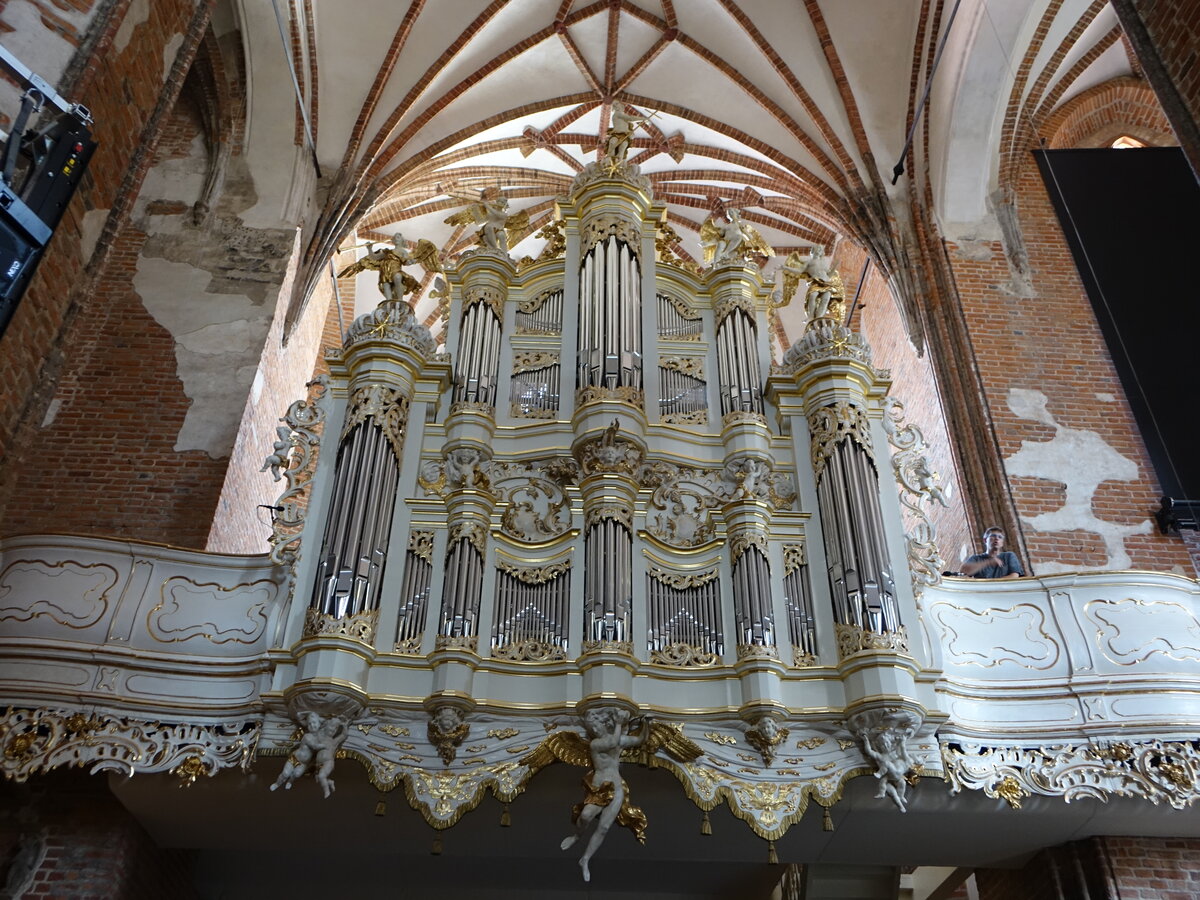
<box><xmin>808</xmin><ymin>401</ymin><xmax>873</xmax><ymax>481</ymax></box>
<box><xmin>882</xmin><ymin>396</ymin><xmax>949</xmax><ymax>587</ymax></box>
<box><xmin>263</xmin><ymin>377</ymin><xmax>327</xmax><ymax>567</ymax></box>
<box><xmin>576</xmin><ymin>419</ymin><xmax>644</xmax><ymax>477</ymax></box>
<box><xmin>342</xmin><ymin>383</ymin><xmax>410</xmax><ymax>463</ymax></box>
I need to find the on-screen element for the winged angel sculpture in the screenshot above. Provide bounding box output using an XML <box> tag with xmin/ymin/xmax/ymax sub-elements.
<box><xmin>337</xmin><ymin>233</ymin><xmax>442</xmax><ymax>303</ymax></box>
<box><xmin>778</xmin><ymin>245</ymin><xmax>846</xmax><ymax>323</ymax></box>
<box><xmin>699</xmin><ymin>208</ymin><xmax>773</xmax><ymax>267</ymax></box>
<box><xmin>521</xmin><ymin>709</ymin><xmax>702</xmax><ymax>882</ymax></box>
<box><xmin>444</xmin><ymin>190</ymin><xmax>530</xmax><ymax>254</ymax></box>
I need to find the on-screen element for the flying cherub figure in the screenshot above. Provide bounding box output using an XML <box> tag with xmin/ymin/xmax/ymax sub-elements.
<box><xmin>444</xmin><ymin>189</ymin><xmax>530</xmax><ymax>253</ymax></box>
<box><xmin>699</xmin><ymin>208</ymin><xmax>773</xmax><ymax>267</ymax></box>
<box><xmin>521</xmin><ymin>709</ymin><xmax>702</xmax><ymax>882</ymax></box>
<box><xmin>337</xmin><ymin>233</ymin><xmax>442</xmax><ymax>303</ymax></box>
<box><xmin>781</xmin><ymin>245</ymin><xmax>846</xmax><ymax>323</ymax></box>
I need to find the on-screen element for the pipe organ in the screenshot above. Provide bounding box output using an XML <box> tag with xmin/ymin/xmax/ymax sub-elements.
<box><xmin>283</xmin><ymin>159</ymin><xmax>931</xmax><ymax>773</ymax></box>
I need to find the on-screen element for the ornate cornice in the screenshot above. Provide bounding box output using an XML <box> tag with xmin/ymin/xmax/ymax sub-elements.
<box><xmin>345</xmin><ymin>300</ymin><xmax>436</xmax><ymax>358</ymax></box>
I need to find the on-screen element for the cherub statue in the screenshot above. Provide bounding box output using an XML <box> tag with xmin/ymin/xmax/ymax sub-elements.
<box><xmin>603</xmin><ymin>100</ymin><xmax>654</xmax><ymax>162</ymax></box>
<box><xmin>427</xmin><ymin>705</ymin><xmax>470</xmax><ymax>766</ymax></box>
<box><xmin>721</xmin><ymin>456</ymin><xmax>770</xmax><ymax>501</ymax></box>
<box><xmin>912</xmin><ymin>456</ymin><xmax>950</xmax><ymax>508</ymax></box>
<box><xmin>337</xmin><ymin>233</ymin><xmax>442</xmax><ymax>303</ymax></box>
<box><xmin>444</xmin><ymin>190</ymin><xmax>530</xmax><ymax>253</ymax></box>
<box><xmin>261</xmin><ymin>424</ymin><xmax>292</xmax><ymax>482</ymax></box>
<box><xmin>445</xmin><ymin>447</ymin><xmax>490</xmax><ymax>491</ymax></box>
<box><xmin>744</xmin><ymin>715</ymin><xmax>789</xmax><ymax>767</ymax></box>
<box><xmin>270</xmin><ymin>711</ymin><xmax>349</xmax><ymax>799</ymax></box>
<box><xmin>700</xmin><ymin>208</ymin><xmax>773</xmax><ymax>267</ymax></box>
<box><xmin>781</xmin><ymin>246</ymin><xmax>846</xmax><ymax>323</ymax></box>
<box><xmin>858</xmin><ymin>718</ymin><xmax>918</xmax><ymax>812</ymax></box>
<box><xmin>521</xmin><ymin>709</ymin><xmax>702</xmax><ymax>882</ymax></box>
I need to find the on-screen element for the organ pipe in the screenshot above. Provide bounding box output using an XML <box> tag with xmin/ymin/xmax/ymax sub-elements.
<box><xmin>577</xmin><ymin>236</ymin><xmax>641</xmax><ymax>392</ymax></box>
<box><xmin>584</xmin><ymin>518</ymin><xmax>632</xmax><ymax>641</ymax></box>
<box><xmin>454</xmin><ymin>299</ymin><xmax>502</xmax><ymax>406</ymax></box>
<box><xmin>716</xmin><ymin>308</ymin><xmax>763</xmax><ymax>415</ymax></box>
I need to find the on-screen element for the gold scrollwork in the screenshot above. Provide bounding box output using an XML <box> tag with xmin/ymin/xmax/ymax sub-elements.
<box><xmin>585</xmin><ymin>504</ymin><xmax>634</xmax><ymax>530</ymax></box>
<box><xmin>495</xmin><ymin>559</ymin><xmax>571</xmax><ymax>584</ymax></box>
<box><xmin>575</xmin><ymin>385</ymin><xmax>645</xmax><ymax>409</ymax></box>
<box><xmin>722</xmin><ymin>410</ymin><xmax>766</xmax><ymax>429</ymax></box>
<box><xmin>394</xmin><ymin>636</ymin><xmax>422</xmax><ymax>654</ymax></box>
<box><xmin>729</xmin><ymin>531</ymin><xmax>769</xmax><ymax>565</ymax></box>
<box><xmin>808</xmin><ymin>401</ymin><xmax>873</xmax><ymax>481</ymax></box>
<box><xmin>510</xmin><ymin>404</ymin><xmax>557</xmax><ymax>420</ymax></box>
<box><xmin>580</xmin><ymin>639</ymin><xmax>634</xmax><ymax>656</ymax></box>
<box><xmin>487</xmin><ymin>728</ymin><xmax>520</xmax><ymax>740</ymax></box>
<box><xmin>714</xmin><ymin>295</ymin><xmax>756</xmax><ymax>327</ymax></box>
<box><xmin>647</xmin><ymin>566</ymin><xmax>720</xmax><ymax>590</ymax></box>
<box><xmin>492</xmin><ymin>639</ymin><xmax>567</xmax><ymax>662</ymax></box>
<box><xmin>435</xmin><ymin>634</ymin><xmax>479</xmax><ymax>652</ymax></box>
<box><xmin>792</xmin><ymin>650</ymin><xmax>818</xmax><ymax>667</ymax></box>
<box><xmin>512</xmin><ymin>351</ymin><xmax>559</xmax><ymax>375</ymax></box>
<box><xmin>659</xmin><ymin>356</ymin><xmax>705</xmax><ymax>379</ymax></box>
<box><xmin>783</xmin><ymin>544</ymin><xmax>806</xmax><ymax>575</ymax></box>
<box><xmin>409</xmin><ymin>531</ymin><xmax>435</xmax><ymax>561</ymax></box>
<box><xmin>580</xmin><ymin>213</ymin><xmax>642</xmax><ymax>258</ymax></box>
<box><xmin>303</xmin><ymin>607</ymin><xmax>379</xmax><ymax>644</ymax></box>
<box><xmin>662</xmin><ymin>410</ymin><xmax>708</xmax><ymax>426</ymax></box>
<box><xmin>736</xmin><ymin>644</ymin><xmax>780</xmax><ymax>661</ymax></box>
<box><xmin>464</xmin><ymin>285</ymin><xmax>504</xmax><ymax>318</ymax></box>
<box><xmin>650</xmin><ymin>642</ymin><xmax>721</xmax><ymax>668</ymax></box>
<box><xmin>835</xmin><ymin>623</ymin><xmax>908</xmax><ymax>659</ymax></box>
<box><xmin>449</xmin><ymin>400</ymin><xmax>495</xmax><ymax>417</ymax></box>
<box><xmin>705</xmin><ymin>732</ymin><xmax>737</xmax><ymax>745</ymax></box>
<box><xmin>449</xmin><ymin>521</ymin><xmax>489</xmax><ymax>554</ymax></box>
<box><xmin>342</xmin><ymin>383</ymin><xmax>410</xmax><ymax>463</ymax></box>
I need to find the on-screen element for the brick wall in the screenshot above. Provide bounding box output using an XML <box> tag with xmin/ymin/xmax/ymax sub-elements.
<box><xmin>1103</xmin><ymin>835</ymin><xmax>1200</xmax><ymax>899</ymax></box>
<box><xmin>839</xmin><ymin>243</ymin><xmax>973</xmax><ymax>567</ymax></box>
<box><xmin>0</xmin><ymin>772</ymin><xmax>198</xmax><ymax>899</ymax></box>
<box><xmin>0</xmin><ymin>0</ymin><xmax>214</xmax><ymax>530</ymax></box>
<box><xmin>944</xmin><ymin>149</ymin><xmax>1194</xmax><ymax>575</ymax></box>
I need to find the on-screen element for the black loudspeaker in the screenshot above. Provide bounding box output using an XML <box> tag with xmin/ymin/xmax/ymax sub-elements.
<box><xmin>0</xmin><ymin>182</ymin><xmax>50</xmax><ymax>334</ymax></box>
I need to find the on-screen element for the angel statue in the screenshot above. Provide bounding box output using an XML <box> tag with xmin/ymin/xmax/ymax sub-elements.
<box><xmin>444</xmin><ymin>190</ymin><xmax>530</xmax><ymax>254</ymax></box>
<box><xmin>744</xmin><ymin>715</ymin><xmax>789</xmax><ymax>767</ymax></box>
<box><xmin>780</xmin><ymin>245</ymin><xmax>846</xmax><ymax>324</ymax></box>
<box><xmin>521</xmin><ymin>708</ymin><xmax>702</xmax><ymax>882</ymax></box>
<box><xmin>603</xmin><ymin>100</ymin><xmax>654</xmax><ymax>162</ymax></box>
<box><xmin>337</xmin><ymin>233</ymin><xmax>441</xmax><ymax>304</ymax></box>
<box><xmin>269</xmin><ymin>711</ymin><xmax>349</xmax><ymax>799</ymax></box>
<box><xmin>700</xmin><ymin>208</ymin><xmax>773</xmax><ymax>268</ymax></box>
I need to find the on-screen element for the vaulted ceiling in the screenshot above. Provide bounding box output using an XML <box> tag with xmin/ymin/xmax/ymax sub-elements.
<box><xmin>233</xmin><ymin>0</ymin><xmax>1135</xmax><ymax>336</ymax></box>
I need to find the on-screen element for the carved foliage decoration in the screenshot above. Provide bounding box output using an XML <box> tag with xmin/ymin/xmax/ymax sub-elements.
<box><xmin>576</xmin><ymin>423</ymin><xmax>644</xmax><ymax>476</ymax></box>
<box><xmin>650</xmin><ymin>642</ymin><xmax>720</xmax><ymax>668</ymax></box>
<box><xmin>808</xmin><ymin>401</ymin><xmax>873</xmax><ymax>481</ymax></box>
<box><xmin>0</xmin><ymin>559</ymin><xmax>117</xmax><ymax>628</ymax></box>
<box><xmin>638</xmin><ymin>461</ymin><xmax>722</xmax><ymax>548</ymax></box>
<box><xmin>492</xmin><ymin>639</ymin><xmax>567</xmax><ymax>662</ymax></box>
<box><xmin>342</xmin><ymin>383</ymin><xmax>410</xmax><ymax>463</ymax></box>
<box><xmin>835</xmin><ymin>623</ymin><xmax>908</xmax><ymax>659</ymax></box>
<box><xmin>0</xmin><ymin>707</ymin><xmax>258</xmax><ymax>784</ymax></box>
<box><xmin>463</xmin><ymin>284</ymin><xmax>504</xmax><ymax>318</ymax></box>
<box><xmin>580</xmin><ymin>213</ymin><xmax>642</xmax><ymax>258</ymax></box>
<box><xmin>303</xmin><ymin>607</ymin><xmax>379</xmax><ymax>644</ymax></box>
<box><xmin>663</xmin><ymin>410</ymin><xmax>708</xmax><ymax>426</ymax></box>
<box><xmin>576</xmin><ymin>385</ymin><xmax>645</xmax><ymax>408</ymax></box>
<box><xmin>647</xmin><ymin>566</ymin><xmax>719</xmax><ymax>590</ymax></box>
<box><xmin>148</xmin><ymin>577</ymin><xmax>274</xmax><ymax>645</ymax></box>
<box><xmin>714</xmin><ymin>295</ymin><xmax>756</xmax><ymax>328</ymax></box>
<box><xmin>782</xmin><ymin>544</ymin><xmax>806</xmax><ymax>575</ymax></box>
<box><xmin>943</xmin><ymin>739</ymin><xmax>1200</xmax><ymax>810</ymax></box>
<box><xmin>882</xmin><ymin>397</ymin><xmax>948</xmax><ymax>587</ymax></box>
<box><xmin>496</xmin><ymin>559</ymin><xmax>571</xmax><ymax>584</ymax></box>
<box><xmin>266</xmin><ymin>378</ymin><xmax>327</xmax><ymax>567</ymax></box>
<box><xmin>490</xmin><ymin>459</ymin><xmax>576</xmax><ymax>543</ymax></box>
<box><xmin>512</xmin><ymin>351</ymin><xmax>559</xmax><ymax>375</ymax></box>
<box><xmin>659</xmin><ymin>356</ymin><xmax>705</xmax><ymax>379</ymax></box>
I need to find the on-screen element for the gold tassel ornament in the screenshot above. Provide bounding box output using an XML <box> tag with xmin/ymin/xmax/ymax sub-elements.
<box><xmin>700</xmin><ymin>810</ymin><xmax>712</xmax><ymax>835</ymax></box>
<box><xmin>431</xmin><ymin>836</ymin><xmax>443</xmax><ymax>855</ymax></box>
<box><xmin>767</xmin><ymin>840</ymin><xmax>778</xmax><ymax>864</ymax></box>
<box><xmin>500</xmin><ymin>804</ymin><xmax>511</xmax><ymax>827</ymax></box>
<box><xmin>822</xmin><ymin>806</ymin><xmax>834</xmax><ymax>832</ymax></box>
<box><xmin>374</xmin><ymin>798</ymin><xmax>387</xmax><ymax>816</ymax></box>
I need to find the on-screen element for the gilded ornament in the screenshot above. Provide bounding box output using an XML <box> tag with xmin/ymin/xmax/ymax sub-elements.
<box><xmin>341</xmin><ymin>383</ymin><xmax>411</xmax><ymax>463</ymax></box>
<box><xmin>808</xmin><ymin>401</ymin><xmax>873</xmax><ymax>482</ymax></box>
<box><xmin>495</xmin><ymin>558</ymin><xmax>571</xmax><ymax>584</ymax></box>
<box><xmin>303</xmin><ymin>607</ymin><xmax>379</xmax><ymax>644</ymax></box>
<box><xmin>722</xmin><ymin>410</ymin><xmax>766</xmax><ymax>429</ymax></box>
<box><xmin>647</xmin><ymin>566</ymin><xmax>720</xmax><ymax>590</ymax></box>
<box><xmin>448</xmin><ymin>521</ymin><xmax>488</xmax><ymax>555</ymax></box>
<box><xmin>512</xmin><ymin>350</ymin><xmax>559</xmax><ymax>375</ymax></box>
<box><xmin>408</xmin><ymin>531</ymin><xmax>435</xmax><ymax>562</ymax></box>
<box><xmin>835</xmin><ymin>623</ymin><xmax>909</xmax><ymax>660</ymax></box>
<box><xmin>435</xmin><ymin>634</ymin><xmax>479</xmax><ymax>652</ymax></box>
<box><xmin>492</xmin><ymin>639</ymin><xmax>568</xmax><ymax>662</ymax></box>
<box><xmin>662</xmin><ymin>410</ymin><xmax>708</xmax><ymax>426</ymax></box>
<box><xmin>995</xmin><ymin>775</ymin><xmax>1026</xmax><ymax>809</ymax></box>
<box><xmin>745</xmin><ymin>717</ymin><xmax>788</xmax><ymax>767</ymax></box>
<box><xmin>580</xmin><ymin>213</ymin><xmax>642</xmax><ymax>259</ymax></box>
<box><xmin>659</xmin><ymin>356</ymin><xmax>705</xmax><ymax>379</ymax></box>
<box><xmin>650</xmin><ymin>642</ymin><xmax>721</xmax><ymax>668</ymax></box>
<box><xmin>449</xmin><ymin>400</ymin><xmax>495</xmax><ymax>417</ymax></box>
<box><xmin>487</xmin><ymin>728</ymin><xmax>520</xmax><ymax>740</ymax></box>
<box><xmin>173</xmin><ymin>755</ymin><xmax>210</xmax><ymax>787</ymax></box>
<box><xmin>428</xmin><ymin>707</ymin><xmax>470</xmax><ymax>766</ymax></box>
<box><xmin>792</xmin><ymin>650</ymin><xmax>818</xmax><ymax>667</ymax></box>
<box><xmin>704</xmin><ymin>733</ymin><xmax>737</xmax><ymax>746</ymax></box>
<box><xmin>265</xmin><ymin>378</ymin><xmax>327</xmax><ymax>568</ymax></box>
<box><xmin>378</xmin><ymin>725</ymin><xmax>411</xmax><ymax>737</ymax></box>
<box><xmin>728</xmin><ymin>530</ymin><xmax>769</xmax><ymax>565</ymax></box>
<box><xmin>444</xmin><ymin>190</ymin><xmax>529</xmax><ymax>254</ymax></box>
<box><xmin>782</xmin><ymin>544</ymin><xmax>806</xmax><ymax>575</ymax></box>
<box><xmin>394</xmin><ymin>636</ymin><xmax>422</xmax><ymax>654</ymax></box>
<box><xmin>580</xmin><ymin>639</ymin><xmax>634</xmax><ymax>656</ymax></box>
<box><xmin>584</xmin><ymin>504</ymin><xmax>634</xmax><ymax>531</ymax></box>
<box><xmin>343</xmin><ymin>299</ymin><xmax>437</xmax><ymax>357</ymax></box>
<box><xmin>736</xmin><ymin>644</ymin><xmax>780</xmax><ymax>661</ymax></box>
<box><xmin>881</xmin><ymin>396</ymin><xmax>949</xmax><ymax>588</ymax></box>
<box><xmin>700</xmin><ymin>208</ymin><xmax>772</xmax><ymax>268</ymax></box>
<box><xmin>796</xmin><ymin>738</ymin><xmax>825</xmax><ymax>750</ymax></box>
<box><xmin>575</xmin><ymin>385</ymin><xmax>645</xmax><ymax>409</ymax></box>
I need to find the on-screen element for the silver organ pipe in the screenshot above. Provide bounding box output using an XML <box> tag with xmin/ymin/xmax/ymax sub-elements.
<box><xmin>816</xmin><ymin>432</ymin><xmax>899</xmax><ymax>634</ymax></box>
<box><xmin>510</xmin><ymin>363</ymin><xmax>561</xmax><ymax>416</ymax></box>
<box><xmin>584</xmin><ymin>518</ymin><xmax>632</xmax><ymax>641</ymax></box>
<box><xmin>516</xmin><ymin>289</ymin><xmax>563</xmax><ymax>334</ymax></box>
<box><xmin>310</xmin><ymin>421</ymin><xmax>402</xmax><ymax>619</ymax></box>
<box><xmin>395</xmin><ymin>532</ymin><xmax>433</xmax><ymax>651</ymax></box>
<box><xmin>731</xmin><ymin>546</ymin><xmax>773</xmax><ymax>647</ymax></box>
<box><xmin>646</xmin><ymin>573</ymin><xmax>722</xmax><ymax>656</ymax></box>
<box><xmin>454</xmin><ymin>299</ymin><xmax>502</xmax><ymax>406</ymax></box>
<box><xmin>657</xmin><ymin>365</ymin><xmax>706</xmax><ymax>417</ymax></box>
<box><xmin>577</xmin><ymin>236</ymin><xmax>641</xmax><ymax>391</ymax></box>
<box><xmin>716</xmin><ymin>308</ymin><xmax>763</xmax><ymax>415</ymax></box>
<box><xmin>657</xmin><ymin>293</ymin><xmax>702</xmax><ymax>340</ymax></box>
<box><xmin>783</xmin><ymin>559</ymin><xmax>816</xmax><ymax>659</ymax></box>
<box><xmin>490</xmin><ymin>568</ymin><xmax>570</xmax><ymax>653</ymax></box>
<box><xmin>440</xmin><ymin>536</ymin><xmax>485</xmax><ymax>637</ymax></box>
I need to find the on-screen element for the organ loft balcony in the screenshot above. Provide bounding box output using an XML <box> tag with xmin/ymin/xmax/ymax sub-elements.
<box><xmin>2</xmin><ymin>153</ymin><xmax>1198</xmax><ymax>892</ymax></box>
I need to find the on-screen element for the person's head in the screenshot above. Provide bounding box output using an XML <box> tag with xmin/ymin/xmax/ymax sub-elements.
<box><xmin>982</xmin><ymin>526</ymin><xmax>1005</xmax><ymax>553</ymax></box>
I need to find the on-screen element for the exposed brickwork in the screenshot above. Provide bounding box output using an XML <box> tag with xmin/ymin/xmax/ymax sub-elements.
<box><xmin>844</xmin><ymin>243</ymin><xmax>973</xmax><ymax>568</ymax></box>
<box><xmin>1043</xmin><ymin>76</ymin><xmax>1177</xmax><ymax>148</ymax></box>
<box><xmin>1104</xmin><ymin>835</ymin><xmax>1200</xmax><ymax>899</ymax></box>
<box><xmin>0</xmin><ymin>773</ymin><xmax>198</xmax><ymax>899</ymax></box>
<box><xmin>945</xmin><ymin>150</ymin><xmax>1194</xmax><ymax>575</ymax></box>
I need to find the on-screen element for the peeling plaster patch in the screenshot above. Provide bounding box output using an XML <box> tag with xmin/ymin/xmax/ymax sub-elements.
<box><xmin>950</xmin><ymin>239</ymin><xmax>994</xmax><ymax>261</ymax></box>
<box><xmin>78</xmin><ymin>208</ymin><xmax>109</xmax><ymax>267</ymax></box>
<box><xmin>1094</xmin><ymin>392</ymin><xmax>1117</xmax><ymax>403</ymax></box>
<box><xmin>133</xmin><ymin>256</ymin><xmax>271</xmax><ymax>458</ymax></box>
<box><xmin>136</xmin><ymin>135</ymin><xmax>206</xmax><ymax>226</ymax></box>
<box><xmin>114</xmin><ymin>0</ymin><xmax>149</xmax><ymax>54</ymax></box>
<box><xmin>41</xmin><ymin>398</ymin><xmax>62</xmax><ymax>427</ymax></box>
<box><xmin>1004</xmin><ymin>388</ymin><xmax>1150</xmax><ymax>573</ymax></box>
<box><xmin>162</xmin><ymin>33</ymin><xmax>184</xmax><ymax>85</ymax></box>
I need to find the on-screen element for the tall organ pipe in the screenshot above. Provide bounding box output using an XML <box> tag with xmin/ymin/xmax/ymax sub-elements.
<box><xmin>716</xmin><ymin>308</ymin><xmax>763</xmax><ymax>415</ymax></box>
<box><xmin>310</xmin><ymin>421</ymin><xmax>401</xmax><ymax>619</ymax></box>
<box><xmin>454</xmin><ymin>300</ymin><xmax>502</xmax><ymax>406</ymax></box>
<box><xmin>577</xmin><ymin>236</ymin><xmax>641</xmax><ymax>392</ymax></box>
<box><xmin>584</xmin><ymin>518</ymin><xmax>632</xmax><ymax>641</ymax></box>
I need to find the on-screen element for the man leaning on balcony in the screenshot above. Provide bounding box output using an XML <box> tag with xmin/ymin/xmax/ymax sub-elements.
<box><xmin>960</xmin><ymin>526</ymin><xmax>1025</xmax><ymax>579</ymax></box>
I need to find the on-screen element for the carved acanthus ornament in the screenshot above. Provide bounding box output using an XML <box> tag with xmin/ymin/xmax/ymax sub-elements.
<box><xmin>580</xmin><ymin>213</ymin><xmax>642</xmax><ymax>258</ymax></box>
<box><xmin>449</xmin><ymin>400</ymin><xmax>495</xmax><ymax>417</ymax></box>
<box><xmin>659</xmin><ymin>356</ymin><xmax>705</xmax><ymax>379</ymax></box>
<box><xmin>650</xmin><ymin>642</ymin><xmax>721</xmax><ymax>668</ymax></box>
<box><xmin>638</xmin><ymin>461</ymin><xmax>722</xmax><ymax>548</ymax></box>
<box><xmin>511</xmin><ymin>350</ymin><xmax>559</xmax><ymax>374</ymax></box>
<box><xmin>264</xmin><ymin>378</ymin><xmax>327</xmax><ymax>568</ymax></box>
<box><xmin>435</xmin><ymin>634</ymin><xmax>479</xmax><ymax>652</ymax></box>
<box><xmin>344</xmin><ymin>299</ymin><xmax>437</xmax><ymax>358</ymax></box>
<box><xmin>792</xmin><ymin>649</ymin><xmax>819</xmax><ymax>667</ymax></box>
<box><xmin>808</xmin><ymin>401</ymin><xmax>873</xmax><ymax>481</ymax></box>
<box><xmin>490</xmin><ymin>459</ymin><xmax>576</xmax><ymax>542</ymax></box>
<box><xmin>882</xmin><ymin>397</ymin><xmax>949</xmax><ymax>587</ymax></box>
<box><xmin>511</xmin><ymin>404</ymin><xmax>557</xmax><ymax>420</ymax></box>
<box><xmin>647</xmin><ymin>565</ymin><xmax>720</xmax><ymax>590</ymax></box>
<box><xmin>517</xmin><ymin>220</ymin><xmax>566</xmax><ymax>270</ymax></box>
<box><xmin>782</xmin><ymin>544</ymin><xmax>806</xmax><ymax>575</ymax></box>
<box><xmin>836</xmin><ymin>623</ymin><xmax>909</xmax><ymax>659</ymax></box>
<box><xmin>496</xmin><ymin>558</ymin><xmax>571</xmax><ymax>584</ymax></box>
<box><xmin>663</xmin><ymin>410</ymin><xmax>708</xmax><ymax>426</ymax></box>
<box><xmin>722</xmin><ymin>410</ymin><xmax>766</xmax><ymax>429</ymax></box>
<box><xmin>342</xmin><ymin>383</ymin><xmax>410</xmax><ymax>462</ymax></box>
<box><xmin>516</xmin><ymin>287</ymin><xmax>563</xmax><ymax>334</ymax></box>
<box><xmin>780</xmin><ymin>320</ymin><xmax>874</xmax><ymax>371</ymax></box>
<box><xmin>449</xmin><ymin>521</ymin><xmax>489</xmax><ymax>555</ymax></box>
<box><xmin>409</xmin><ymin>531</ymin><xmax>435</xmax><ymax>561</ymax></box>
<box><xmin>655</xmin><ymin>220</ymin><xmax>684</xmax><ymax>264</ymax></box>
<box><xmin>463</xmin><ymin>284</ymin><xmax>504</xmax><ymax>319</ymax></box>
<box><xmin>580</xmin><ymin>639</ymin><xmax>634</xmax><ymax>656</ymax></box>
<box><xmin>942</xmin><ymin>739</ymin><xmax>1200</xmax><ymax>810</ymax></box>
<box><xmin>584</xmin><ymin>503</ymin><xmax>634</xmax><ymax>531</ymax></box>
<box><xmin>848</xmin><ymin>708</ymin><xmax>921</xmax><ymax>812</ymax></box>
<box><xmin>714</xmin><ymin>295</ymin><xmax>756</xmax><ymax>327</ymax></box>
<box><xmin>0</xmin><ymin>707</ymin><xmax>258</xmax><ymax>783</ymax></box>
<box><xmin>303</xmin><ymin>607</ymin><xmax>380</xmax><ymax>643</ymax></box>
<box><xmin>570</xmin><ymin>158</ymin><xmax>653</xmax><ymax>197</ymax></box>
<box><xmin>728</xmin><ymin>531</ymin><xmax>770</xmax><ymax>565</ymax></box>
<box><xmin>492</xmin><ymin>639</ymin><xmax>567</xmax><ymax>662</ymax></box>
<box><xmin>575</xmin><ymin>385</ymin><xmax>645</xmax><ymax>408</ymax></box>
<box><xmin>736</xmin><ymin>643</ymin><xmax>780</xmax><ymax>661</ymax></box>
<box><xmin>576</xmin><ymin>420</ymin><xmax>644</xmax><ymax>476</ymax></box>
